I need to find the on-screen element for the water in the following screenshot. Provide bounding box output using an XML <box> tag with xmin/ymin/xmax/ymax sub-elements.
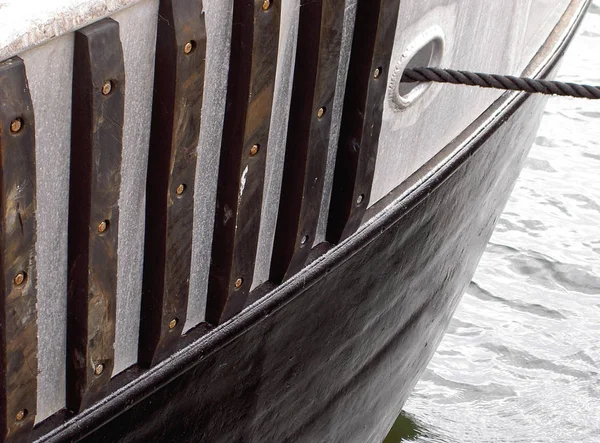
<box><xmin>386</xmin><ymin>3</ymin><xmax>600</xmax><ymax>442</ymax></box>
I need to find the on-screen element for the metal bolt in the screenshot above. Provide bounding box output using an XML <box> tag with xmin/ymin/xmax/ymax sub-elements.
<box><xmin>317</xmin><ymin>107</ymin><xmax>325</xmax><ymax>119</ymax></box>
<box><xmin>356</xmin><ymin>194</ymin><xmax>364</xmax><ymax>205</ymax></box>
<box><xmin>184</xmin><ymin>41</ymin><xmax>194</xmax><ymax>54</ymax></box>
<box><xmin>374</xmin><ymin>67</ymin><xmax>382</xmax><ymax>79</ymax></box>
<box><xmin>234</xmin><ymin>278</ymin><xmax>243</xmax><ymax>289</ymax></box>
<box><xmin>94</xmin><ymin>363</ymin><xmax>104</xmax><ymax>376</ymax></box>
<box><xmin>300</xmin><ymin>235</ymin><xmax>308</xmax><ymax>245</ymax></box>
<box><xmin>250</xmin><ymin>144</ymin><xmax>260</xmax><ymax>156</ymax></box>
<box><xmin>262</xmin><ymin>0</ymin><xmax>271</xmax><ymax>11</ymax></box>
<box><xmin>14</xmin><ymin>272</ymin><xmax>25</xmax><ymax>286</ymax></box>
<box><xmin>98</xmin><ymin>220</ymin><xmax>108</xmax><ymax>234</ymax></box>
<box><xmin>169</xmin><ymin>318</ymin><xmax>178</xmax><ymax>330</ymax></box>
<box><xmin>102</xmin><ymin>80</ymin><xmax>112</xmax><ymax>96</ymax></box>
<box><xmin>10</xmin><ymin>118</ymin><xmax>22</xmax><ymax>134</ymax></box>
<box><xmin>176</xmin><ymin>184</ymin><xmax>186</xmax><ymax>196</ymax></box>
<box><xmin>15</xmin><ymin>409</ymin><xmax>26</xmax><ymax>422</ymax></box>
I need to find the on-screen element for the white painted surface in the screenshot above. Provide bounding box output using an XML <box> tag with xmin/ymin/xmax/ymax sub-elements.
<box><xmin>252</xmin><ymin>0</ymin><xmax>300</xmax><ymax>290</ymax></box>
<box><xmin>185</xmin><ymin>0</ymin><xmax>234</xmax><ymax>331</ymax></box>
<box><xmin>112</xmin><ymin>0</ymin><xmax>159</xmax><ymax>376</ymax></box>
<box><xmin>21</xmin><ymin>33</ymin><xmax>74</xmax><ymax>424</ymax></box>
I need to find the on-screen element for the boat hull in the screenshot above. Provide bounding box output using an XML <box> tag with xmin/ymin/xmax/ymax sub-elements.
<box><xmin>64</xmin><ymin>85</ymin><xmax>547</xmax><ymax>443</ymax></box>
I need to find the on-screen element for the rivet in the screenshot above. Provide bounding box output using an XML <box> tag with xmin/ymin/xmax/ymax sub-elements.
<box><xmin>15</xmin><ymin>409</ymin><xmax>26</xmax><ymax>422</ymax></box>
<box><xmin>300</xmin><ymin>235</ymin><xmax>308</xmax><ymax>245</ymax></box>
<box><xmin>98</xmin><ymin>220</ymin><xmax>108</xmax><ymax>234</ymax></box>
<box><xmin>184</xmin><ymin>41</ymin><xmax>194</xmax><ymax>54</ymax></box>
<box><xmin>14</xmin><ymin>272</ymin><xmax>26</xmax><ymax>286</ymax></box>
<box><xmin>356</xmin><ymin>194</ymin><xmax>364</xmax><ymax>205</ymax></box>
<box><xmin>234</xmin><ymin>278</ymin><xmax>243</xmax><ymax>289</ymax></box>
<box><xmin>250</xmin><ymin>144</ymin><xmax>260</xmax><ymax>156</ymax></box>
<box><xmin>10</xmin><ymin>118</ymin><xmax>23</xmax><ymax>134</ymax></box>
<box><xmin>169</xmin><ymin>318</ymin><xmax>178</xmax><ymax>330</ymax></box>
<box><xmin>102</xmin><ymin>80</ymin><xmax>113</xmax><ymax>96</ymax></box>
<box><xmin>374</xmin><ymin>67</ymin><xmax>382</xmax><ymax>79</ymax></box>
<box><xmin>176</xmin><ymin>184</ymin><xmax>186</xmax><ymax>196</ymax></box>
<box><xmin>317</xmin><ymin>107</ymin><xmax>325</xmax><ymax>119</ymax></box>
<box><xmin>262</xmin><ymin>0</ymin><xmax>271</xmax><ymax>11</ymax></box>
<box><xmin>94</xmin><ymin>363</ymin><xmax>104</xmax><ymax>376</ymax></box>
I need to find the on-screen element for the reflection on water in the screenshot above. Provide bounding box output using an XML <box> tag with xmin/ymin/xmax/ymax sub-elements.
<box><xmin>385</xmin><ymin>2</ymin><xmax>600</xmax><ymax>442</ymax></box>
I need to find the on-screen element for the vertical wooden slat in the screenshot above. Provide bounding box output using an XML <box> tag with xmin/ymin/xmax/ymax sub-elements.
<box><xmin>139</xmin><ymin>0</ymin><xmax>206</xmax><ymax>366</ymax></box>
<box><xmin>67</xmin><ymin>18</ymin><xmax>124</xmax><ymax>411</ymax></box>
<box><xmin>0</xmin><ymin>57</ymin><xmax>38</xmax><ymax>441</ymax></box>
<box><xmin>270</xmin><ymin>0</ymin><xmax>345</xmax><ymax>283</ymax></box>
<box><xmin>326</xmin><ymin>0</ymin><xmax>402</xmax><ymax>243</ymax></box>
<box><xmin>207</xmin><ymin>0</ymin><xmax>281</xmax><ymax>325</ymax></box>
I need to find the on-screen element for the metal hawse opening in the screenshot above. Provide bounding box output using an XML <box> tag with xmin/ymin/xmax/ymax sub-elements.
<box><xmin>0</xmin><ymin>0</ymin><xmax>399</xmax><ymax>439</ymax></box>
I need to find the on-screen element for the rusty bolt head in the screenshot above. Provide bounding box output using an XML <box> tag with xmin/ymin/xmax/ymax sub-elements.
<box><xmin>317</xmin><ymin>107</ymin><xmax>325</xmax><ymax>119</ymax></box>
<box><xmin>10</xmin><ymin>118</ymin><xmax>23</xmax><ymax>134</ymax></box>
<box><xmin>176</xmin><ymin>184</ymin><xmax>186</xmax><ymax>196</ymax></box>
<box><xmin>250</xmin><ymin>144</ymin><xmax>260</xmax><ymax>156</ymax></box>
<box><xmin>94</xmin><ymin>363</ymin><xmax>104</xmax><ymax>376</ymax></box>
<box><xmin>234</xmin><ymin>278</ymin><xmax>243</xmax><ymax>289</ymax></box>
<box><xmin>15</xmin><ymin>409</ymin><xmax>26</xmax><ymax>422</ymax></box>
<box><xmin>184</xmin><ymin>41</ymin><xmax>194</xmax><ymax>54</ymax></box>
<box><xmin>14</xmin><ymin>272</ymin><xmax>26</xmax><ymax>286</ymax></box>
<box><xmin>102</xmin><ymin>80</ymin><xmax>112</xmax><ymax>96</ymax></box>
<box><xmin>262</xmin><ymin>0</ymin><xmax>271</xmax><ymax>11</ymax></box>
<box><xmin>98</xmin><ymin>220</ymin><xmax>108</xmax><ymax>234</ymax></box>
<box><xmin>169</xmin><ymin>318</ymin><xmax>178</xmax><ymax>330</ymax></box>
<box><xmin>374</xmin><ymin>67</ymin><xmax>381</xmax><ymax>79</ymax></box>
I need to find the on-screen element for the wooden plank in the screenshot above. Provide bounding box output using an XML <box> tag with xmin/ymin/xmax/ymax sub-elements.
<box><xmin>139</xmin><ymin>0</ymin><xmax>207</xmax><ymax>366</ymax></box>
<box><xmin>0</xmin><ymin>57</ymin><xmax>38</xmax><ymax>441</ymax></box>
<box><xmin>207</xmin><ymin>0</ymin><xmax>280</xmax><ymax>324</ymax></box>
<box><xmin>67</xmin><ymin>18</ymin><xmax>124</xmax><ymax>411</ymax></box>
<box><xmin>326</xmin><ymin>0</ymin><xmax>402</xmax><ymax>243</ymax></box>
<box><xmin>270</xmin><ymin>0</ymin><xmax>345</xmax><ymax>283</ymax></box>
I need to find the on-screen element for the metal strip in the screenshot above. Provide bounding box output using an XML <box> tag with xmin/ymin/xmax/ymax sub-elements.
<box><xmin>326</xmin><ymin>0</ymin><xmax>401</xmax><ymax>243</ymax></box>
<box><xmin>0</xmin><ymin>57</ymin><xmax>38</xmax><ymax>441</ymax></box>
<box><xmin>270</xmin><ymin>0</ymin><xmax>345</xmax><ymax>282</ymax></box>
<box><xmin>207</xmin><ymin>0</ymin><xmax>281</xmax><ymax>324</ymax></box>
<box><xmin>66</xmin><ymin>18</ymin><xmax>125</xmax><ymax>411</ymax></box>
<box><xmin>139</xmin><ymin>0</ymin><xmax>207</xmax><ymax>366</ymax></box>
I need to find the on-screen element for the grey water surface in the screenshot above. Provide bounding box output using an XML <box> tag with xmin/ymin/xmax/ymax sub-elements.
<box><xmin>387</xmin><ymin>3</ymin><xmax>600</xmax><ymax>442</ymax></box>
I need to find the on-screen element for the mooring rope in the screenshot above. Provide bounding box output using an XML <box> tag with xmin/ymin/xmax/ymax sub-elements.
<box><xmin>401</xmin><ymin>67</ymin><xmax>600</xmax><ymax>100</ymax></box>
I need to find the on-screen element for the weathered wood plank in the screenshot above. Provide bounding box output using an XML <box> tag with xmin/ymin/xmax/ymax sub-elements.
<box><xmin>270</xmin><ymin>0</ymin><xmax>345</xmax><ymax>283</ymax></box>
<box><xmin>67</xmin><ymin>18</ymin><xmax>124</xmax><ymax>411</ymax></box>
<box><xmin>139</xmin><ymin>0</ymin><xmax>206</xmax><ymax>366</ymax></box>
<box><xmin>326</xmin><ymin>0</ymin><xmax>402</xmax><ymax>243</ymax></box>
<box><xmin>207</xmin><ymin>0</ymin><xmax>281</xmax><ymax>325</ymax></box>
<box><xmin>0</xmin><ymin>57</ymin><xmax>38</xmax><ymax>441</ymax></box>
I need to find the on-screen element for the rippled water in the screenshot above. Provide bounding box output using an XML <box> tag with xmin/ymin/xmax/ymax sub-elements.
<box><xmin>386</xmin><ymin>3</ymin><xmax>600</xmax><ymax>442</ymax></box>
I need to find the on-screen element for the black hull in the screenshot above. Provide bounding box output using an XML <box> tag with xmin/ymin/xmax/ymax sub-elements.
<box><xmin>37</xmin><ymin>2</ymin><xmax>587</xmax><ymax>442</ymax></box>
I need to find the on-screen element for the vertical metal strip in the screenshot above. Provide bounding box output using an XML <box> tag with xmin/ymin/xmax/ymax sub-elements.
<box><xmin>326</xmin><ymin>0</ymin><xmax>401</xmax><ymax>242</ymax></box>
<box><xmin>67</xmin><ymin>18</ymin><xmax>125</xmax><ymax>411</ymax></box>
<box><xmin>207</xmin><ymin>0</ymin><xmax>281</xmax><ymax>325</ymax></box>
<box><xmin>139</xmin><ymin>0</ymin><xmax>207</xmax><ymax>366</ymax></box>
<box><xmin>0</xmin><ymin>57</ymin><xmax>38</xmax><ymax>441</ymax></box>
<box><xmin>270</xmin><ymin>0</ymin><xmax>345</xmax><ymax>282</ymax></box>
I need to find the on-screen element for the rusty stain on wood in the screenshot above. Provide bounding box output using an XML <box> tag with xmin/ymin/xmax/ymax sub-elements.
<box><xmin>207</xmin><ymin>0</ymin><xmax>280</xmax><ymax>325</ymax></box>
<box><xmin>0</xmin><ymin>56</ymin><xmax>38</xmax><ymax>442</ymax></box>
<box><xmin>270</xmin><ymin>0</ymin><xmax>345</xmax><ymax>283</ymax></box>
<box><xmin>139</xmin><ymin>0</ymin><xmax>207</xmax><ymax>366</ymax></box>
<box><xmin>67</xmin><ymin>18</ymin><xmax>124</xmax><ymax>411</ymax></box>
<box><xmin>327</xmin><ymin>0</ymin><xmax>402</xmax><ymax>243</ymax></box>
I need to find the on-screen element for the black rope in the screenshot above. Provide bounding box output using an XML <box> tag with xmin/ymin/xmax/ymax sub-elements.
<box><xmin>401</xmin><ymin>67</ymin><xmax>600</xmax><ymax>100</ymax></box>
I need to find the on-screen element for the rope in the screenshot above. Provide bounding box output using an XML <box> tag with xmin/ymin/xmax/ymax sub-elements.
<box><xmin>401</xmin><ymin>67</ymin><xmax>600</xmax><ymax>100</ymax></box>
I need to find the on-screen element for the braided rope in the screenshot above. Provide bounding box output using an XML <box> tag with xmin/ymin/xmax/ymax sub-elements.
<box><xmin>401</xmin><ymin>67</ymin><xmax>600</xmax><ymax>100</ymax></box>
